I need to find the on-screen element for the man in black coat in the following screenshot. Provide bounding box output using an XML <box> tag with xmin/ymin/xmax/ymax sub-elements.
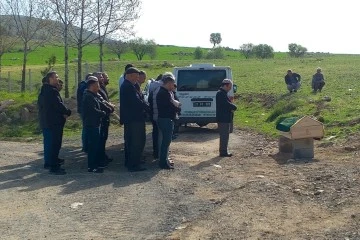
<box><xmin>216</xmin><ymin>79</ymin><xmax>237</xmax><ymax>157</ymax></box>
<box><xmin>93</xmin><ymin>72</ymin><xmax>115</xmax><ymax>168</ymax></box>
<box><xmin>285</xmin><ymin>69</ymin><xmax>301</xmax><ymax>93</ymax></box>
<box><xmin>77</xmin><ymin>73</ymin><xmax>93</xmax><ymax>153</ymax></box>
<box><xmin>38</xmin><ymin>71</ymin><xmax>71</xmax><ymax>175</ymax></box>
<box><xmin>120</xmin><ymin>67</ymin><xmax>147</xmax><ymax>172</ymax></box>
<box><xmin>156</xmin><ymin>74</ymin><xmax>180</xmax><ymax>169</ymax></box>
<box><xmin>82</xmin><ymin>76</ymin><xmax>108</xmax><ymax>173</ymax></box>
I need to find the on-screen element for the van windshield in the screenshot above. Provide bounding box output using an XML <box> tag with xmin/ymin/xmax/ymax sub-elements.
<box><xmin>177</xmin><ymin>70</ymin><xmax>227</xmax><ymax>91</ymax></box>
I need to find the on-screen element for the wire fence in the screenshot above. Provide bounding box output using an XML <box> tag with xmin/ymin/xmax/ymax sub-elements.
<box><xmin>0</xmin><ymin>62</ymin><xmax>115</xmax><ymax>94</ymax></box>
<box><xmin>0</xmin><ymin>60</ymin><xmax>179</xmax><ymax>95</ymax></box>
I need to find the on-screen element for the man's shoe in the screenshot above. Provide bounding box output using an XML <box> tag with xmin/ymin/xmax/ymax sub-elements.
<box><xmin>49</xmin><ymin>169</ymin><xmax>66</xmax><ymax>175</ymax></box>
<box><xmin>58</xmin><ymin>158</ymin><xmax>65</xmax><ymax>165</ymax></box>
<box><xmin>105</xmin><ymin>155</ymin><xmax>113</xmax><ymax>162</ymax></box>
<box><xmin>88</xmin><ymin>168</ymin><xmax>104</xmax><ymax>173</ymax></box>
<box><xmin>220</xmin><ymin>153</ymin><xmax>233</xmax><ymax>157</ymax></box>
<box><xmin>128</xmin><ymin>166</ymin><xmax>147</xmax><ymax>172</ymax></box>
<box><xmin>159</xmin><ymin>163</ymin><xmax>174</xmax><ymax>170</ymax></box>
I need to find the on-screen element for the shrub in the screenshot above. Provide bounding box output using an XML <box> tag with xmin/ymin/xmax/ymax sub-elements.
<box><xmin>206</xmin><ymin>47</ymin><xmax>224</xmax><ymax>59</ymax></box>
<box><xmin>194</xmin><ymin>47</ymin><xmax>203</xmax><ymax>59</ymax></box>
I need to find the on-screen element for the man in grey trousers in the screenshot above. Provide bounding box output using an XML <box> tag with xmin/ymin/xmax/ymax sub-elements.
<box><xmin>216</xmin><ymin>79</ymin><xmax>237</xmax><ymax>157</ymax></box>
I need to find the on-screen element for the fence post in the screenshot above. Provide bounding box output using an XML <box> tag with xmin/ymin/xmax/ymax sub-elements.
<box><xmin>84</xmin><ymin>62</ymin><xmax>89</xmax><ymax>77</ymax></box>
<box><xmin>28</xmin><ymin>69</ymin><xmax>32</xmax><ymax>92</ymax></box>
<box><xmin>75</xmin><ymin>70</ymin><xmax>78</xmax><ymax>88</ymax></box>
<box><xmin>7</xmin><ymin>71</ymin><xmax>11</xmax><ymax>92</ymax></box>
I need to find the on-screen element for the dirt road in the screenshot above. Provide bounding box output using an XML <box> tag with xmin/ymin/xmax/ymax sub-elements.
<box><xmin>0</xmin><ymin>124</ymin><xmax>359</xmax><ymax>239</ymax></box>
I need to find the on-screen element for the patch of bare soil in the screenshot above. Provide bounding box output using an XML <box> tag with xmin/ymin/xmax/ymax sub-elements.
<box><xmin>0</xmin><ymin>124</ymin><xmax>359</xmax><ymax>239</ymax></box>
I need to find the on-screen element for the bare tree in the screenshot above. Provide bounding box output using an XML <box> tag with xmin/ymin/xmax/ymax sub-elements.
<box><xmin>106</xmin><ymin>39</ymin><xmax>129</xmax><ymax>60</ymax></box>
<box><xmin>129</xmin><ymin>38</ymin><xmax>157</xmax><ymax>61</ymax></box>
<box><xmin>5</xmin><ymin>0</ymin><xmax>52</xmax><ymax>92</ymax></box>
<box><xmin>67</xmin><ymin>0</ymin><xmax>98</xmax><ymax>83</ymax></box>
<box><xmin>95</xmin><ymin>0</ymin><xmax>140</xmax><ymax>71</ymax></box>
<box><xmin>50</xmin><ymin>0</ymin><xmax>80</xmax><ymax>98</ymax></box>
<box><xmin>0</xmin><ymin>12</ymin><xmax>19</xmax><ymax>77</ymax></box>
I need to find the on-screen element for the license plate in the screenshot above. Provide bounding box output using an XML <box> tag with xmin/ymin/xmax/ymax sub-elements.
<box><xmin>193</xmin><ymin>102</ymin><xmax>211</xmax><ymax>107</ymax></box>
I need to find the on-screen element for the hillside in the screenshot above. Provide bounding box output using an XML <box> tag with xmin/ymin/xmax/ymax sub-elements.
<box><xmin>1</xmin><ymin>43</ymin><xmax>360</xmax><ymax>142</ymax></box>
<box><xmin>0</xmin><ymin>15</ymin><xmax>98</xmax><ymax>48</ymax></box>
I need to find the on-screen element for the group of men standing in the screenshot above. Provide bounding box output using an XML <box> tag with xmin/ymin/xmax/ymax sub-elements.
<box><xmin>38</xmin><ymin>65</ymin><xmax>238</xmax><ymax>175</ymax></box>
<box><xmin>77</xmin><ymin>72</ymin><xmax>115</xmax><ymax>173</ymax></box>
<box><xmin>285</xmin><ymin>68</ymin><xmax>326</xmax><ymax>93</ymax></box>
<box><xmin>119</xmin><ymin>64</ymin><xmax>180</xmax><ymax>171</ymax></box>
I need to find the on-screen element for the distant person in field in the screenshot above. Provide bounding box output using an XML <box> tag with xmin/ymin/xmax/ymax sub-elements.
<box><xmin>216</xmin><ymin>79</ymin><xmax>237</xmax><ymax>157</ymax></box>
<box><xmin>312</xmin><ymin>67</ymin><xmax>325</xmax><ymax>93</ymax></box>
<box><xmin>285</xmin><ymin>69</ymin><xmax>301</xmax><ymax>93</ymax></box>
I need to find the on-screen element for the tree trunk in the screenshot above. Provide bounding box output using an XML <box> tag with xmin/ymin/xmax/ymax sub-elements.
<box><xmin>64</xmin><ymin>0</ymin><xmax>69</xmax><ymax>98</ymax></box>
<box><xmin>64</xmin><ymin>35</ymin><xmax>69</xmax><ymax>98</ymax></box>
<box><xmin>77</xmin><ymin>42</ymin><xmax>82</xmax><ymax>83</ymax></box>
<box><xmin>0</xmin><ymin>54</ymin><xmax>3</xmax><ymax>81</ymax></box>
<box><xmin>21</xmin><ymin>42</ymin><xmax>28</xmax><ymax>92</ymax></box>
<box><xmin>99</xmin><ymin>40</ymin><xmax>104</xmax><ymax>71</ymax></box>
<box><xmin>78</xmin><ymin>1</ymin><xmax>85</xmax><ymax>84</ymax></box>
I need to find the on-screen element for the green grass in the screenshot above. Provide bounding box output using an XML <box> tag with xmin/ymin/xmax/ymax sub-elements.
<box><xmin>1</xmin><ymin>44</ymin><xmax>360</xmax><ymax>140</ymax></box>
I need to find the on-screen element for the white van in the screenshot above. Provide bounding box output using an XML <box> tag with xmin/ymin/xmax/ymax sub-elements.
<box><xmin>173</xmin><ymin>63</ymin><xmax>237</xmax><ymax>127</ymax></box>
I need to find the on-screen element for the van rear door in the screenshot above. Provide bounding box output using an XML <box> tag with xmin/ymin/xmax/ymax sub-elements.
<box><xmin>175</xmin><ymin>67</ymin><xmax>231</xmax><ymax>124</ymax></box>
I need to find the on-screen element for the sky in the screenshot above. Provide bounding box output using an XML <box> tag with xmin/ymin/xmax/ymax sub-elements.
<box><xmin>133</xmin><ymin>0</ymin><xmax>360</xmax><ymax>54</ymax></box>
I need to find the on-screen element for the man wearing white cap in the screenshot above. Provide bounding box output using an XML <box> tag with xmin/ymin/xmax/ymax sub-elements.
<box><xmin>216</xmin><ymin>79</ymin><xmax>237</xmax><ymax>157</ymax></box>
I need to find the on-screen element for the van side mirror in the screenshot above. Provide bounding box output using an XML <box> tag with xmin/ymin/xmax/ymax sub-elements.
<box><xmin>233</xmin><ymin>84</ymin><xmax>238</xmax><ymax>93</ymax></box>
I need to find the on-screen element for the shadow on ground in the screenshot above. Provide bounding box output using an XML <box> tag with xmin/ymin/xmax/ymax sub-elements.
<box><xmin>0</xmin><ymin>143</ymin><xmax>160</xmax><ymax>195</ymax></box>
<box><xmin>175</xmin><ymin>125</ymin><xmax>218</xmax><ymax>143</ymax></box>
<box><xmin>269</xmin><ymin>152</ymin><xmax>320</xmax><ymax>165</ymax></box>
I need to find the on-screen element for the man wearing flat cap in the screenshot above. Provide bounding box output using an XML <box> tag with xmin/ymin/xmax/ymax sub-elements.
<box><xmin>216</xmin><ymin>79</ymin><xmax>237</xmax><ymax>157</ymax></box>
<box><xmin>120</xmin><ymin>67</ymin><xmax>147</xmax><ymax>172</ymax></box>
<box><xmin>82</xmin><ymin>76</ymin><xmax>107</xmax><ymax>173</ymax></box>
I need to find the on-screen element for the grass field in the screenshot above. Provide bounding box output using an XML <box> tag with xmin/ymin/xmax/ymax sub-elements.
<box><xmin>1</xmin><ymin>44</ymin><xmax>360</xmax><ymax>140</ymax></box>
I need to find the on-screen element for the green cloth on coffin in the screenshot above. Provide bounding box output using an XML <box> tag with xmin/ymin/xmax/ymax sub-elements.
<box><xmin>276</xmin><ymin>117</ymin><xmax>300</xmax><ymax>132</ymax></box>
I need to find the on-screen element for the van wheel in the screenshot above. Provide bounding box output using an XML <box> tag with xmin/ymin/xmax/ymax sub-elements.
<box><xmin>196</xmin><ymin>123</ymin><xmax>208</xmax><ymax>127</ymax></box>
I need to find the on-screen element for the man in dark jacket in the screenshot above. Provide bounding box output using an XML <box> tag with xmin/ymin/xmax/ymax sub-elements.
<box><xmin>82</xmin><ymin>76</ymin><xmax>107</xmax><ymax>173</ymax></box>
<box><xmin>38</xmin><ymin>71</ymin><xmax>71</xmax><ymax>175</ymax></box>
<box><xmin>120</xmin><ymin>67</ymin><xmax>147</xmax><ymax>172</ymax></box>
<box><xmin>285</xmin><ymin>69</ymin><xmax>301</xmax><ymax>93</ymax></box>
<box><xmin>93</xmin><ymin>72</ymin><xmax>115</xmax><ymax>168</ymax></box>
<box><xmin>77</xmin><ymin>73</ymin><xmax>92</xmax><ymax>152</ymax></box>
<box><xmin>156</xmin><ymin>74</ymin><xmax>180</xmax><ymax>169</ymax></box>
<box><xmin>216</xmin><ymin>79</ymin><xmax>237</xmax><ymax>157</ymax></box>
<box><xmin>312</xmin><ymin>67</ymin><xmax>326</xmax><ymax>92</ymax></box>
